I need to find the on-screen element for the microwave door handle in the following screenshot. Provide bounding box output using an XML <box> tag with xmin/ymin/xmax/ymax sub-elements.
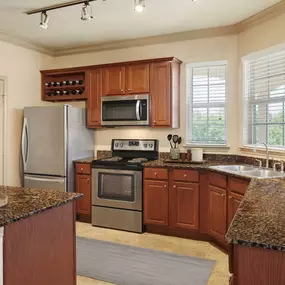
<box><xmin>136</xmin><ymin>100</ymin><xmax>141</xmax><ymax>120</ymax></box>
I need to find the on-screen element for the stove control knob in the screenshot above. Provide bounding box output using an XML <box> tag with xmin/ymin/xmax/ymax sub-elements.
<box><xmin>149</xmin><ymin>143</ymin><xmax>153</xmax><ymax>148</ymax></box>
<box><xmin>120</xmin><ymin>143</ymin><xmax>124</xmax><ymax>148</ymax></box>
<box><xmin>143</xmin><ymin>144</ymin><xmax>148</xmax><ymax>148</ymax></box>
<box><xmin>115</xmin><ymin>143</ymin><xmax>119</xmax><ymax>147</ymax></box>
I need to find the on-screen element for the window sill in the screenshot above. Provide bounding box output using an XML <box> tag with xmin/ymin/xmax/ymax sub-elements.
<box><xmin>239</xmin><ymin>145</ymin><xmax>285</xmax><ymax>158</ymax></box>
<box><xmin>184</xmin><ymin>144</ymin><xmax>230</xmax><ymax>152</ymax></box>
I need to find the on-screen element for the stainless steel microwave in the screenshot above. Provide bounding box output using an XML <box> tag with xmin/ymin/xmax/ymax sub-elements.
<box><xmin>101</xmin><ymin>94</ymin><xmax>150</xmax><ymax>126</ymax></box>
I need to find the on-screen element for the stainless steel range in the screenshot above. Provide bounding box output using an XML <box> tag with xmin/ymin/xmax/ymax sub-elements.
<box><xmin>91</xmin><ymin>139</ymin><xmax>159</xmax><ymax>233</ymax></box>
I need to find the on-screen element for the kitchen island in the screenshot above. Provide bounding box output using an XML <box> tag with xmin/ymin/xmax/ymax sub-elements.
<box><xmin>0</xmin><ymin>186</ymin><xmax>82</xmax><ymax>285</ymax></box>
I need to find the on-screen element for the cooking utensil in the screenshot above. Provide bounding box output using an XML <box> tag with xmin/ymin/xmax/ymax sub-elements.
<box><xmin>177</xmin><ymin>137</ymin><xmax>182</xmax><ymax>146</ymax></box>
<box><xmin>172</xmin><ymin>135</ymin><xmax>179</xmax><ymax>148</ymax></box>
<box><xmin>167</xmin><ymin>134</ymin><xmax>173</xmax><ymax>148</ymax></box>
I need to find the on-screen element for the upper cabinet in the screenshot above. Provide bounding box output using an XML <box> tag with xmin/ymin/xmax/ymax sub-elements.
<box><xmin>150</xmin><ymin>59</ymin><xmax>181</xmax><ymax>128</ymax></box>
<box><xmin>41</xmin><ymin>57</ymin><xmax>182</xmax><ymax>129</ymax></box>
<box><xmin>127</xmin><ymin>64</ymin><xmax>150</xmax><ymax>94</ymax></box>
<box><xmin>102</xmin><ymin>63</ymin><xmax>150</xmax><ymax>96</ymax></box>
<box><xmin>103</xmin><ymin>66</ymin><xmax>126</xmax><ymax>95</ymax></box>
<box><xmin>86</xmin><ymin>69</ymin><xmax>102</xmax><ymax>128</ymax></box>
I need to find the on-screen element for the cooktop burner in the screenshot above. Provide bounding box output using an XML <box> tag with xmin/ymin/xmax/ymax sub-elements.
<box><xmin>100</xmin><ymin>156</ymin><xmax>123</xmax><ymax>162</ymax></box>
<box><xmin>128</xmin><ymin>157</ymin><xmax>148</xmax><ymax>163</ymax></box>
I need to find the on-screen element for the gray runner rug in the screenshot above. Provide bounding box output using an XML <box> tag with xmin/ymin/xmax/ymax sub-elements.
<box><xmin>76</xmin><ymin>236</ymin><xmax>215</xmax><ymax>285</ymax></box>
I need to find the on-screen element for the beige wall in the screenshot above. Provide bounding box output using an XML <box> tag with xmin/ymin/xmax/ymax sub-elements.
<box><xmin>237</xmin><ymin>13</ymin><xmax>285</xmax><ymax>157</ymax></box>
<box><xmin>53</xmin><ymin>35</ymin><xmax>239</xmax><ymax>154</ymax></box>
<box><xmin>0</xmin><ymin>40</ymin><xmax>53</xmax><ymax>186</ymax></box>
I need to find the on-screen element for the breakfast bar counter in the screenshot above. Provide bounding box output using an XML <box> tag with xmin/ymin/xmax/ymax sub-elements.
<box><xmin>0</xmin><ymin>186</ymin><xmax>82</xmax><ymax>285</ymax></box>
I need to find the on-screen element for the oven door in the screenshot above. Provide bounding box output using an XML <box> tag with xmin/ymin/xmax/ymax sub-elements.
<box><xmin>92</xmin><ymin>168</ymin><xmax>142</xmax><ymax>211</ymax></box>
<box><xmin>101</xmin><ymin>95</ymin><xmax>149</xmax><ymax>126</ymax></box>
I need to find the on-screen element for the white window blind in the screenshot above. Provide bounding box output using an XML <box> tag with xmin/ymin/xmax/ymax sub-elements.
<box><xmin>187</xmin><ymin>62</ymin><xmax>227</xmax><ymax>145</ymax></box>
<box><xmin>244</xmin><ymin>49</ymin><xmax>285</xmax><ymax>148</ymax></box>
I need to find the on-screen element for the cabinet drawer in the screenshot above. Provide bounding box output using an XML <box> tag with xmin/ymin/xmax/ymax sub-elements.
<box><xmin>76</xmin><ymin>163</ymin><xmax>91</xmax><ymax>174</ymax></box>
<box><xmin>228</xmin><ymin>177</ymin><xmax>249</xmax><ymax>195</ymax></box>
<box><xmin>209</xmin><ymin>172</ymin><xmax>227</xmax><ymax>189</ymax></box>
<box><xmin>173</xmin><ymin>169</ymin><xmax>199</xmax><ymax>182</ymax></box>
<box><xmin>144</xmin><ymin>168</ymin><xmax>168</xmax><ymax>180</ymax></box>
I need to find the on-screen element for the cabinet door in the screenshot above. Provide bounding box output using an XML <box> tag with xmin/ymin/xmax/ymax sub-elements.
<box><xmin>144</xmin><ymin>180</ymin><xmax>168</xmax><ymax>226</ymax></box>
<box><xmin>228</xmin><ymin>192</ymin><xmax>243</xmax><ymax>228</ymax></box>
<box><xmin>209</xmin><ymin>185</ymin><xmax>227</xmax><ymax>242</ymax></box>
<box><xmin>127</xmin><ymin>64</ymin><xmax>150</xmax><ymax>94</ymax></box>
<box><xmin>150</xmin><ymin>62</ymin><xmax>171</xmax><ymax>127</ymax></box>
<box><xmin>76</xmin><ymin>174</ymin><xmax>91</xmax><ymax>215</ymax></box>
<box><xmin>86</xmin><ymin>69</ymin><xmax>102</xmax><ymax>128</ymax></box>
<box><xmin>170</xmin><ymin>182</ymin><xmax>199</xmax><ymax>230</ymax></box>
<box><xmin>103</xmin><ymin>66</ymin><xmax>126</xmax><ymax>95</ymax></box>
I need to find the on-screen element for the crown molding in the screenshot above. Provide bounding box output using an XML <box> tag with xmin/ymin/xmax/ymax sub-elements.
<box><xmin>236</xmin><ymin>0</ymin><xmax>285</xmax><ymax>32</ymax></box>
<box><xmin>0</xmin><ymin>1</ymin><xmax>285</xmax><ymax>57</ymax></box>
<box><xmin>54</xmin><ymin>25</ymin><xmax>238</xmax><ymax>57</ymax></box>
<box><xmin>0</xmin><ymin>31</ymin><xmax>55</xmax><ymax>56</ymax></box>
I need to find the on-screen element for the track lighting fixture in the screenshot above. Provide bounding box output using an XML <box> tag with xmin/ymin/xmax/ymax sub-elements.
<box><xmin>134</xmin><ymin>0</ymin><xmax>146</xmax><ymax>13</ymax></box>
<box><xmin>81</xmin><ymin>2</ymin><xmax>93</xmax><ymax>21</ymax></box>
<box><xmin>40</xmin><ymin>11</ymin><xmax>49</xmax><ymax>29</ymax></box>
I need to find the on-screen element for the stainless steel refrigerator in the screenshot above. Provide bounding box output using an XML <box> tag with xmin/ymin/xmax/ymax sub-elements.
<box><xmin>21</xmin><ymin>105</ymin><xmax>94</xmax><ymax>192</ymax></box>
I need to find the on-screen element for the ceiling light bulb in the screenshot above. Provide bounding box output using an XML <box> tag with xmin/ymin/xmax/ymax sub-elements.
<box><xmin>134</xmin><ymin>0</ymin><xmax>145</xmax><ymax>13</ymax></box>
<box><xmin>81</xmin><ymin>2</ymin><xmax>93</xmax><ymax>21</ymax></box>
<box><xmin>40</xmin><ymin>12</ymin><xmax>49</xmax><ymax>29</ymax></box>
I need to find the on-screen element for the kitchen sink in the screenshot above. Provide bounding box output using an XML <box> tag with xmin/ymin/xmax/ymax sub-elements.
<box><xmin>214</xmin><ymin>165</ymin><xmax>255</xmax><ymax>172</ymax></box>
<box><xmin>210</xmin><ymin>164</ymin><xmax>285</xmax><ymax>179</ymax></box>
<box><xmin>244</xmin><ymin>169</ymin><xmax>285</xmax><ymax>178</ymax></box>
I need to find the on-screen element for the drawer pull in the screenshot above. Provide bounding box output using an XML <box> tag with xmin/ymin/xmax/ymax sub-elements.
<box><xmin>184</xmin><ymin>174</ymin><xmax>187</xmax><ymax>177</ymax></box>
<box><xmin>164</xmin><ymin>185</ymin><xmax>167</xmax><ymax>188</ymax></box>
<box><xmin>154</xmin><ymin>172</ymin><xmax>157</xmax><ymax>176</ymax></box>
<box><xmin>222</xmin><ymin>194</ymin><xmax>226</xmax><ymax>197</ymax></box>
<box><xmin>81</xmin><ymin>168</ymin><xmax>83</xmax><ymax>171</ymax></box>
<box><xmin>173</xmin><ymin>185</ymin><xmax>176</xmax><ymax>188</ymax></box>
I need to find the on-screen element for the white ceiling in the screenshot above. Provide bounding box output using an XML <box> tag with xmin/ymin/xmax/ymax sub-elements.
<box><xmin>0</xmin><ymin>0</ymin><xmax>280</xmax><ymax>51</ymax></box>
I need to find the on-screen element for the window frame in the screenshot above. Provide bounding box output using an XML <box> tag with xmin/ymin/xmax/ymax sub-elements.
<box><xmin>186</xmin><ymin>60</ymin><xmax>228</xmax><ymax>147</ymax></box>
<box><xmin>242</xmin><ymin>44</ymin><xmax>285</xmax><ymax>150</ymax></box>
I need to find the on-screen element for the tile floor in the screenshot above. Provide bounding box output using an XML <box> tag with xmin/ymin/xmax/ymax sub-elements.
<box><xmin>76</xmin><ymin>222</ymin><xmax>230</xmax><ymax>285</ymax></box>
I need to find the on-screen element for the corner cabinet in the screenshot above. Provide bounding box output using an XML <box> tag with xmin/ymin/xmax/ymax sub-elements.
<box><xmin>150</xmin><ymin>59</ymin><xmax>181</xmax><ymax>128</ymax></box>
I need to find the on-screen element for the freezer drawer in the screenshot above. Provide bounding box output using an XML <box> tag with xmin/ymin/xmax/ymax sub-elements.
<box><xmin>24</xmin><ymin>175</ymin><xmax>66</xmax><ymax>192</ymax></box>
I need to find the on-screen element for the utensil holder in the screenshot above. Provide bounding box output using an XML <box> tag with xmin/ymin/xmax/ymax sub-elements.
<box><xmin>170</xmin><ymin>148</ymin><xmax>180</xmax><ymax>160</ymax></box>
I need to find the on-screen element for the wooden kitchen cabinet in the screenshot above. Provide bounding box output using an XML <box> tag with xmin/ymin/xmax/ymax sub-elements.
<box><xmin>127</xmin><ymin>64</ymin><xmax>150</xmax><ymax>94</ymax></box>
<box><xmin>103</xmin><ymin>66</ymin><xmax>126</xmax><ymax>95</ymax></box>
<box><xmin>228</xmin><ymin>192</ymin><xmax>243</xmax><ymax>228</ymax></box>
<box><xmin>144</xmin><ymin>180</ymin><xmax>169</xmax><ymax>226</ymax></box>
<box><xmin>75</xmin><ymin>162</ymin><xmax>92</xmax><ymax>222</ymax></box>
<box><xmin>86</xmin><ymin>69</ymin><xmax>102</xmax><ymax>128</ymax></box>
<box><xmin>170</xmin><ymin>182</ymin><xmax>199</xmax><ymax>230</ymax></box>
<box><xmin>150</xmin><ymin>59</ymin><xmax>181</xmax><ymax>128</ymax></box>
<box><xmin>209</xmin><ymin>185</ymin><xmax>227</xmax><ymax>242</ymax></box>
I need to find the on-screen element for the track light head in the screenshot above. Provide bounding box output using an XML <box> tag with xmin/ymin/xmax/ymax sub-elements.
<box><xmin>81</xmin><ymin>2</ymin><xmax>93</xmax><ymax>21</ymax></box>
<box><xmin>40</xmin><ymin>11</ymin><xmax>49</xmax><ymax>29</ymax></box>
<box><xmin>134</xmin><ymin>0</ymin><xmax>145</xmax><ymax>13</ymax></box>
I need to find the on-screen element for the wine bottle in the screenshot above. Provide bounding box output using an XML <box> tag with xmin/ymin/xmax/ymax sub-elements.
<box><xmin>60</xmin><ymin>81</ymin><xmax>66</xmax><ymax>86</ymax></box>
<box><xmin>72</xmin><ymin>80</ymin><xmax>77</xmax><ymax>85</ymax></box>
<box><xmin>44</xmin><ymin>82</ymin><xmax>49</xmax><ymax>87</ymax></box>
<box><xmin>50</xmin><ymin>82</ymin><xmax>55</xmax><ymax>87</ymax></box>
<box><xmin>56</xmin><ymin>82</ymin><xmax>61</xmax><ymax>86</ymax></box>
<box><xmin>53</xmin><ymin>82</ymin><xmax>58</xmax><ymax>87</ymax></box>
<box><xmin>67</xmin><ymin>80</ymin><xmax>73</xmax><ymax>85</ymax></box>
<box><xmin>79</xmin><ymin>80</ymin><xmax>84</xmax><ymax>85</ymax></box>
<box><xmin>55</xmin><ymin>90</ymin><xmax>61</xmax><ymax>96</ymax></box>
<box><xmin>63</xmin><ymin>90</ymin><xmax>70</xmax><ymax>95</ymax></box>
<box><xmin>47</xmin><ymin>91</ymin><xmax>53</xmax><ymax>96</ymax></box>
<box><xmin>71</xmin><ymin>90</ymin><xmax>77</xmax><ymax>95</ymax></box>
<box><xmin>59</xmin><ymin>90</ymin><xmax>64</xmax><ymax>95</ymax></box>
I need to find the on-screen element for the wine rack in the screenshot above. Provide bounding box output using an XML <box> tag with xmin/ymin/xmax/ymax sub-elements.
<box><xmin>41</xmin><ymin>70</ymin><xmax>87</xmax><ymax>102</ymax></box>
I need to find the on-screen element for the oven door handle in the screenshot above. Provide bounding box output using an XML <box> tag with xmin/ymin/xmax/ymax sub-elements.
<box><xmin>136</xmin><ymin>100</ymin><xmax>141</xmax><ymax>121</ymax></box>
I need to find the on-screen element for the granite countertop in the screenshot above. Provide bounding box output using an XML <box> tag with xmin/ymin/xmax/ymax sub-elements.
<box><xmin>226</xmin><ymin>178</ymin><xmax>285</xmax><ymax>251</ymax></box>
<box><xmin>74</xmin><ymin>157</ymin><xmax>96</xmax><ymax>163</ymax></box>
<box><xmin>0</xmin><ymin>186</ymin><xmax>82</xmax><ymax>227</ymax></box>
<box><xmin>143</xmin><ymin>159</ymin><xmax>252</xmax><ymax>180</ymax></box>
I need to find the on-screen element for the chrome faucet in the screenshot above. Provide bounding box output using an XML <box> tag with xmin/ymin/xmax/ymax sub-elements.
<box><xmin>254</xmin><ymin>141</ymin><xmax>269</xmax><ymax>168</ymax></box>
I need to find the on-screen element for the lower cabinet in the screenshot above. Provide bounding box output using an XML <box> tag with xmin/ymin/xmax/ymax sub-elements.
<box><xmin>75</xmin><ymin>162</ymin><xmax>92</xmax><ymax>222</ymax></box>
<box><xmin>209</xmin><ymin>185</ymin><xmax>227</xmax><ymax>242</ymax></box>
<box><xmin>170</xmin><ymin>182</ymin><xmax>199</xmax><ymax>230</ymax></box>
<box><xmin>144</xmin><ymin>180</ymin><xmax>169</xmax><ymax>226</ymax></box>
<box><xmin>228</xmin><ymin>192</ymin><xmax>243</xmax><ymax>228</ymax></box>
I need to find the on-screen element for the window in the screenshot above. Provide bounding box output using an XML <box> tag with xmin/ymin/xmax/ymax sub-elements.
<box><xmin>244</xmin><ymin>49</ymin><xmax>285</xmax><ymax>148</ymax></box>
<box><xmin>187</xmin><ymin>62</ymin><xmax>227</xmax><ymax>145</ymax></box>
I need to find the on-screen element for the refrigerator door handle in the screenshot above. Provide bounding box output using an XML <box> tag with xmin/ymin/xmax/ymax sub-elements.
<box><xmin>21</xmin><ymin>118</ymin><xmax>28</xmax><ymax>171</ymax></box>
<box><xmin>24</xmin><ymin>175</ymin><xmax>65</xmax><ymax>184</ymax></box>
